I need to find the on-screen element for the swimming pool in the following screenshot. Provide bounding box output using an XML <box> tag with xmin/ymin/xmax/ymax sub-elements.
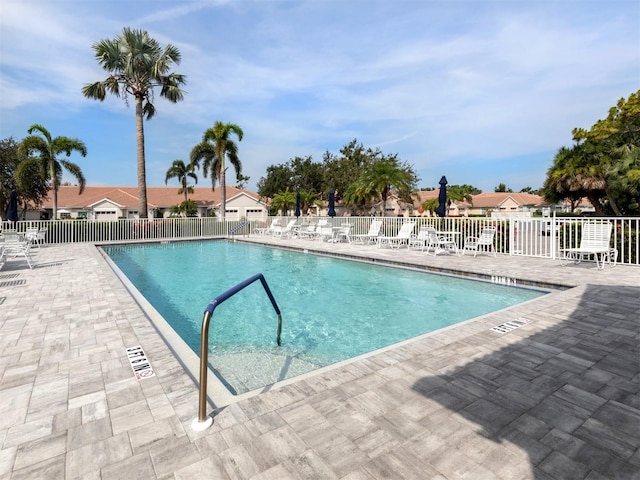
<box><xmin>102</xmin><ymin>240</ymin><xmax>545</xmax><ymax>395</ymax></box>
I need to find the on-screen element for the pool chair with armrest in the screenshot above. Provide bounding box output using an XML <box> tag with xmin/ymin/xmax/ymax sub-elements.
<box><xmin>559</xmin><ymin>222</ymin><xmax>614</xmax><ymax>269</ymax></box>
<box><xmin>351</xmin><ymin>219</ymin><xmax>383</xmax><ymax>245</ymax></box>
<box><xmin>316</xmin><ymin>220</ymin><xmax>334</xmax><ymax>242</ymax></box>
<box><xmin>333</xmin><ymin>223</ymin><xmax>352</xmax><ymax>243</ymax></box>
<box><xmin>272</xmin><ymin>219</ymin><xmax>297</xmax><ymax>239</ymax></box>
<box><xmin>425</xmin><ymin>227</ymin><xmax>459</xmax><ymax>255</ymax></box>
<box><xmin>408</xmin><ymin>226</ymin><xmax>431</xmax><ymax>251</ymax></box>
<box><xmin>254</xmin><ymin>218</ymin><xmax>280</xmax><ymax>235</ymax></box>
<box><xmin>377</xmin><ymin>222</ymin><xmax>415</xmax><ymax>249</ymax></box>
<box><xmin>463</xmin><ymin>227</ymin><xmax>496</xmax><ymax>257</ymax></box>
<box><xmin>0</xmin><ymin>231</ymin><xmax>33</xmax><ymax>269</ymax></box>
<box><xmin>297</xmin><ymin>221</ymin><xmax>318</xmax><ymax>239</ymax></box>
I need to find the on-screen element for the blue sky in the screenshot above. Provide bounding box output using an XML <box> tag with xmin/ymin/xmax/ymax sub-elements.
<box><xmin>1</xmin><ymin>0</ymin><xmax>638</xmax><ymax>193</ymax></box>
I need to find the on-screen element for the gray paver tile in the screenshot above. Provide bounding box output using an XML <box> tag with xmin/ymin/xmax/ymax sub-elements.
<box><xmin>9</xmin><ymin>455</ymin><xmax>65</xmax><ymax>480</ymax></box>
<box><xmin>12</xmin><ymin>432</ymin><xmax>66</xmax><ymax>471</ymax></box>
<box><xmin>101</xmin><ymin>452</ymin><xmax>156</xmax><ymax>480</ymax></box>
<box><xmin>2</xmin><ymin>242</ymin><xmax>639</xmax><ymax>479</ymax></box>
<box><xmin>538</xmin><ymin>451</ymin><xmax>591</xmax><ymax>480</ymax></box>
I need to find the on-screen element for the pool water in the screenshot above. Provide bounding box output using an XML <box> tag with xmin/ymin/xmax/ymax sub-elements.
<box><xmin>103</xmin><ymin>241</ymin><xmax>544</xmax><ymax>394</ymax></box>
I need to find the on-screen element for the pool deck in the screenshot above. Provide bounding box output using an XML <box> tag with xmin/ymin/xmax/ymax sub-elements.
<box><xmin>0</xmin><ymin>237</ymin><xmax>638</xmax><ymax>479</ymax></box>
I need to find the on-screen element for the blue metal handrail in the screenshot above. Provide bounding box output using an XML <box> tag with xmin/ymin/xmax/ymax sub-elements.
<box><xmin>193</xmin><ymin>273</ymin><xmax>282</xmax><ymax>429</ymax></box>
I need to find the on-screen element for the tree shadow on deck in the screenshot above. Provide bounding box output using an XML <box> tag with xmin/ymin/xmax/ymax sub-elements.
<box><xmin>412</xmin><ymin>284</ymin><xmax>639</xmax><ymax>479</ymax></box>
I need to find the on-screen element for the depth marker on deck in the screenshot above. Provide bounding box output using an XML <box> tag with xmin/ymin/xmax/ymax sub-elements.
<box><xmin>491</xmin><ymin>318</ymin><xmax>531</xmax><ymax>334</ymax></box>
<box><xmin>126</xmin><ymin>345</ymin><xmax>155</xmax><ymax>380</ymax></box>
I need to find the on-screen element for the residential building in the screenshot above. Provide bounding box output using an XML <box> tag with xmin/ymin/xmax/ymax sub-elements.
<box><xmin>27</xmin><ymin>185</ymin><xmax>269</xmax><ymax>221</ymax></box>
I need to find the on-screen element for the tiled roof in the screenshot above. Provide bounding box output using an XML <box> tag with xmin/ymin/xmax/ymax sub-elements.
<box><xmin>40</xmin><ymin>185</ymin><xmax>264</xmax><ymax>209</ymax></box>
<box><xmin>469</xmin><ymin>192</ymin><xmax>547</xmax><ymax>208</ymax></box>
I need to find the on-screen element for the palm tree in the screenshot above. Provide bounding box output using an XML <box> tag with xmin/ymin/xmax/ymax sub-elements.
<box><xmin>355</xmin><ymin>158</ymin><xmax>416</xmax><ymax>214</ymax></box>
<box><xmin>82</xmin><ymin>27</ymin><xmax>186</xmax><ymax>218</ymax></box>
<box><xmin>421</xmin><ymin>198</ymin><xmax>439</xmax><ymax>216</ymax></box>
<box><xmin>190</xmin><ymin>121</ymin><xmax>243</xmax><ymax>221</ymax></box>
<box><xmin>165</xmin><ymin>159</ymin><xmax>198</xmax><ymax>203</ymax></box>
<box><xmin>270</xmin><ymin>188</ymin><xmax>296</xmax><ymax>215</ymax></box>
<box><xmin>299</xmin><ymin>189</ymin><xmax>322</xmax><ymax>215</ymax></box>
<box><xmin>17</xmin><ymin>124</ymin><xmax>87</xmax><ymax>219</ymax></box>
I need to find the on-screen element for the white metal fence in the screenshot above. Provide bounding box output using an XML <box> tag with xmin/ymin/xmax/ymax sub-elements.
<box><xmin>2</xmin><ymin>215</ymin><xmax>638</xmax><ymax>266</ymax></box>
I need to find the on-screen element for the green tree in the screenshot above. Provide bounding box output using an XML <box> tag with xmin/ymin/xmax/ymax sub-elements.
<box><xmin>543</xmin><ymin>145</ymin><xmax>604</xmax><ymax>214</ymax></box>
<box><xmin>494</xmin><ymin>183</ymin><xmax>513</xmax><ymax>193</ymax></box>
<box><xmin>447</xmin><ymin>184</ymin><xmax>478</xmax><ymax>206</ymax></box>
<box><xmin>270</xmin><ymin>188</ymin><xmax>296</xmax><ymax>215</ymax></box>
<box><xmin>190</xmin><ymin>121</ymin><xmax>244</xmax><ymax>221</ymax></box>
<box><xmin>0</xmin><ymin>137</ymin><xmax>22</xmax><ymax>214</ymax></box>
<box><xmin>257</xmin><ymin>163</ymin><xmax>294</xmax><ymax>199</ymax></box>
<box><xmin>322</xmin><ymin>139</ymin><xmax>380</xmax><ymax>199</ymax></box>
<box><xmin>82</xmin><ymin>27</ymin><xmax>186</xmax><ymax>218</ymax></box>
<box><xmin>544</xmin><ymin>90</ymin><xmax>640</xmax><ymax>216</ymax></box>
<box><xmin>299</xmin><ymin>189</ymin><xmax>322</xmax><ymax>215</ymax></box>
<box><xmin>170</xmin><ymin>199</ymin><xmax>198</xmax><ymax>217</ymax></box>
<box><xmin>256</xmin><ymin>156</ymin><xmax>323</xmax><ymax>199</ymax></box>
<box><xmin>17</xmin><ymin>124</ymin><xmax>87</xmax><ymax>219</ymax></box>
<box><xmin>352</xmin><ymin>157</ymin><xmax>419</xmax><ymax>214</ymax></box>
<box><xmin>165</xmin><ymin>159</ymin><xmax>197</xmax><ymax>204</ymax></box>
<box><xmin>420</xmin><ymin>198</ymin><xmax>439</xmax><ymax>215</ymax></box>
<box><xmin>234</xmin><ymin>174</ymin><xmax>251</xmax><ymax>189</ymax></box>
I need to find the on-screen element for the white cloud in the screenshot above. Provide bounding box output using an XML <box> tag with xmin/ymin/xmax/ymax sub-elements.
<box><xmin>1</xmin><ymin>0</ymin><xmax>637</xmax><ymax>192</ymax></box>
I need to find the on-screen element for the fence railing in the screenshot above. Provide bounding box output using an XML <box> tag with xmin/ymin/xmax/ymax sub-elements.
<box><xmin>2</xmin><ymin>215</ymin><xmax>638</xmax><ymax>266</ymax></box>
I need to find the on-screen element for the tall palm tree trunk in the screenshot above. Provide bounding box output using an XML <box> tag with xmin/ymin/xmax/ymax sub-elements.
<box><xmin>135</xmin><ymin>97</ymin><xmax>149</xmax><ymax>219</ymax></box>
<box><xmin>50</xmin><ymin>160</ymin><xmax>58</xmax><ymax>219</ymax></box>
<box><xmin>219</xmin><ymin>166</ymin><xmax>226</xmax><ymax>221</ymax></box>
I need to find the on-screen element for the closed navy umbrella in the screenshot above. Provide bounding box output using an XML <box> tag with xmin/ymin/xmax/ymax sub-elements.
<box><xmin>294</xmin><ymin>191</ymin><xmax>301</xmax><ymax>217</ymax></box>
<box><xmin>5</xmin><ymin>190</ymin><xmax>18</xmax><ymax>224</ymax></box>
<box><xmin>435</xmin><ymin>176</ymin><xmax>448</xmax><ymax>217</ymax></box>
<box><xmin>327</xmin><ymin>189</ymin><xmax>336</xmax><ymax>217</ymax></box>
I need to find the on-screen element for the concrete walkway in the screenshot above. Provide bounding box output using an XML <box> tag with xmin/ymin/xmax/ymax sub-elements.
<box><xmin>0</xmin><ymin>238</ymin><xmax>638</xmax><ymax>479</ymax></box>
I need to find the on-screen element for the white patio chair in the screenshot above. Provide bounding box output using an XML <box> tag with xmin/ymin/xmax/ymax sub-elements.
<box><xmin>315</xmin><ymin>220</ymin><xmax>333</xmax><ymax>242</ymax></box>
<box><xmin>463</xmin><ymin>227</ymin><xmax>496</xmax><ymax>257</ymax></box>
<box><xmin>559</xmin><ymin>222</ymin><xmax>614</xmax><ymax>269</ymax></box>
<box><xmin>0</xmin><ymin>231</ymin><xmax>33</xmax><ymax>269</ymax></box>
<box><xmin>425</xmin><ymin>227</ymin><xmax>459</xmax><ymax>255</ymax></box>
<box><xmin>408</xmin><ymin>226</ymin><xmax>431</xmax><ymax>251</ymax></box>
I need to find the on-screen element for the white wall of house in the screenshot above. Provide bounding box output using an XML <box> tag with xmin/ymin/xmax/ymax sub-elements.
<box><xmin>224</xmin><ymin>193</ymin><xmax>269</xmax><ymax>220</ymax></box>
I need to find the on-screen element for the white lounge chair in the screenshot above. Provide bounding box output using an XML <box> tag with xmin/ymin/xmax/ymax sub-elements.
<box><xmin>560</xmin><ymin>222</ymin><xmax>614</xmax><ymax>269</ymax></box>
<box><xmin>272</xmin><ymin>219</ymin><xmax>297</xmax><ymax>239</ymax></box>
<box><xmin>377</xmin><ymin>222</ymin><xmax>415</xmax><ymax>248</ymax></box>
<box><xmin>0</xmin><ymin>231</ymin><xmax>33</xmax><ymax>269</ymax></box>
<box><xmin>333</xmin><ymin>223</ymin><xmax>352</xmax><ymax>243</ymax></box>
<box><xmin>297</xmin><ymin>221</ymin><xmax>318</xmax><ymax>239</ymax></box>
<box><xmin>463</xmin><ymin>227</ymin><xmax>496</xmax><ymax>257</ymax></box>
<box><xmin>255</xmin><ymin>218</ymin><xmax>280</xmax><ymax>235</ymax></box>
<box><xmin>351</xmin><ymin>219</ymin><xmax>383</xmax><ymax>245</ymax></box>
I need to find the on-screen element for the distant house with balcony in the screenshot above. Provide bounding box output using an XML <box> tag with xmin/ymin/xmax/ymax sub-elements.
<box><xmin>26</xmin><ymin>185</ymin><xmax>269</xmax><ymax>221</ymax></box>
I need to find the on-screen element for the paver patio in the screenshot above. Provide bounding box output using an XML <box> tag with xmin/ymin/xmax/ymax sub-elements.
<box><xmin>0</xmin><ymin>238</ymin><xmax>638</xmax><ymax>479</ymax></box>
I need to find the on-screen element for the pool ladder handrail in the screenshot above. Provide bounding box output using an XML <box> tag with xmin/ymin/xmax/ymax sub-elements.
<box><xmin>192</xmin><ymin>273</ymin><xmax>282</xmax><ymax>431</ymax></box>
